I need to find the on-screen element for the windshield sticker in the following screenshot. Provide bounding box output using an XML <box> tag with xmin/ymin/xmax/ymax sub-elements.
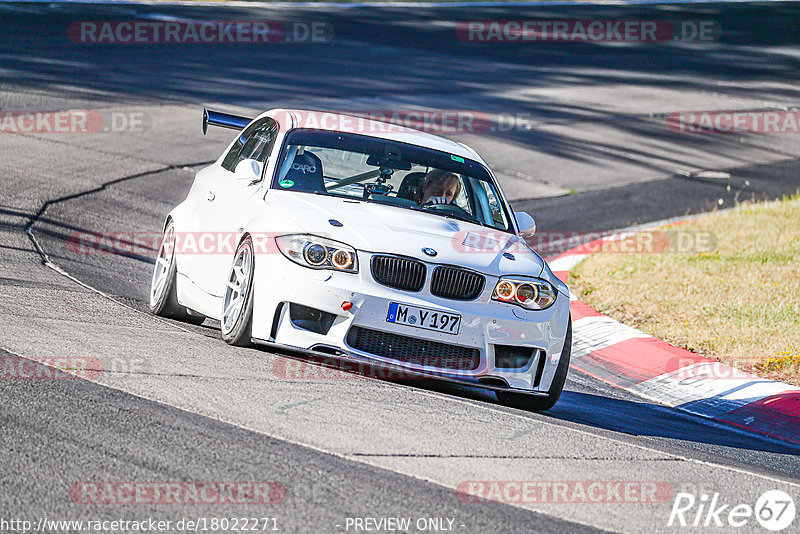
<box><xmin>451</xmin><ymin>155</ymin><xmax>465</xmax><ymax>163</ymax></box>
<box><xmin>279</xmin><ymin>179</ymin><xmax>294</xmax><ymax>188</ymax></box>
<box><xmin>291</xmin><ymin>163</ymin><xmax>316</xmax><ymax>173</ymax></box>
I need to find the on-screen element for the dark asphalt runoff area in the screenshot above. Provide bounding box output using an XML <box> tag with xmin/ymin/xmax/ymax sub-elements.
<box><xmin>1</xmin><ymin>1</ymin><xmax>800</xmax><ymax>533</ymax></box>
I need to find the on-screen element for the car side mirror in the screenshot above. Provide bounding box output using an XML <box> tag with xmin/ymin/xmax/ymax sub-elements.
<box><xmin>514</xmin><ymin>211</ymin><xmax>536</xmax><ymax>236</ymax></box>
<box><xmin>234</xmin><ymin>158</ymin><xmax>262</xmax><ymax>182</ymax></box>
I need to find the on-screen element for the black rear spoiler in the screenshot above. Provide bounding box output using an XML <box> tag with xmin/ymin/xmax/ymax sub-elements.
<box><xmin>202</xmin><ymin>107</ymin><xmax>252</xmax><ymax>134</ymax></box>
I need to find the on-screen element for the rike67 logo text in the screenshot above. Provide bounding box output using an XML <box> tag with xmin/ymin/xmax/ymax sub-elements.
<box><xmin>668</xmin><ymin>490</ymin><xmax>795</xmax><ymax>531</ymax></box>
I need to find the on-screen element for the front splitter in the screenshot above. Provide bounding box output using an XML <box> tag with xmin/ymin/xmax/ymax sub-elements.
<box><xmin>252</xmin><ymin>338</ymin><xmax>549</xmax><ymax>397</ymax></box>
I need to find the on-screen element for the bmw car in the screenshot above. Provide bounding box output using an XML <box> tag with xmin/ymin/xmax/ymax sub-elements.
<box><xmin>149</xmin><ymin>108</ymin><xmax>571</xmax><ymax>411</ymax></box>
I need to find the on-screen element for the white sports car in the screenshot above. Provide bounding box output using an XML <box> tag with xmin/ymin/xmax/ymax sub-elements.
<box><xmin>149</xmin><ymin>108</ymin><xmax>571</xmax><ymax>411</ymax></box>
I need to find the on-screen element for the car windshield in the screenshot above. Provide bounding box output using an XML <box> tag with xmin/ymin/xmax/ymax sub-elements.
<box><xmin>271</xmin><ymin>129</ymin><xmax>512</xmax><ymax>232</ymax></box>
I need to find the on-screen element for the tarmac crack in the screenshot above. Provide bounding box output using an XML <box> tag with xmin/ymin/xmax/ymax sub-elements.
<box><xmin>18</xmin><ymin>160</ymin><xmax>214</xmax><ymax>332</ymax></box>
<box><xmin>25</xmin><ymin>161</ymin><xmax>213</xmax><ymax>250</ymax></box>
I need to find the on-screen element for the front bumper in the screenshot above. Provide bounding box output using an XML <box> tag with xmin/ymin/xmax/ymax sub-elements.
<box><xmin>250</xmin><ymin>251</ymin><xmax>570</xmax><ymax>392</ymax></box>
<box><xmin>252</xmin><ymin>339</ymin><xmax>552</xmax><ymax>396</ymax></box>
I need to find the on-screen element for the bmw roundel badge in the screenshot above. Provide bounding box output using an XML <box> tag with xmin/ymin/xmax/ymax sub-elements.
<box><xmin>422</xmin><ymin>247</ymin><xmax>437</xmax><ymax>257</ymax></box>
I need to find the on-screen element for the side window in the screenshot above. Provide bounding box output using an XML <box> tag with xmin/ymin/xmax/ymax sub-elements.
<box><xmin>479</xmin><ymin>181</ymin><xmax>509</xmax><ymax>229</ymax></box>
<box><xmin>221</xmin><ymin>118</ymin><xmax>279</xmax><ymax>173</ymax></box>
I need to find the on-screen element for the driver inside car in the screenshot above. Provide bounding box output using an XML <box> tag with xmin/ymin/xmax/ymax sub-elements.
<box><xmin>419</xmin><ymin>169</ymin><xmax>462</xmax><ymax>206</ymax></box>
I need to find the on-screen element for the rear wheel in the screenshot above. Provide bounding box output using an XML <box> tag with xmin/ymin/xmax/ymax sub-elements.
<box><xmin>149</xmin><ymin>220</ymin><xmax>205</xmax><ymax>324</ymax></box>
<box><xmin>496</xmin><ymin>317</ymin><xmax>572</xmax><ymax>412</ymax></box>
<box><xmin>221</xmin><ymin>236</ymin><xmax>255</xmax><ymax>346</ymax></box>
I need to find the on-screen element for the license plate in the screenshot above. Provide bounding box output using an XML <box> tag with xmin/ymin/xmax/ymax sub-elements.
<box><xmin>386</xmin><ymin>302</ymin><xmax>461</xmax><ymax>335</ymax></box>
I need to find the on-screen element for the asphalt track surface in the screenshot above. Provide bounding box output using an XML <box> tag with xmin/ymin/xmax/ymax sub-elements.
<box><xmin>2</xmin><ymin>1</ymin><xmax>800</xmax><ymax>533</ymax></box>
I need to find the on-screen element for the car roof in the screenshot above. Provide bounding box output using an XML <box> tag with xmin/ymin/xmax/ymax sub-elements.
<box><xmin>262</xmin><ymin>108</ymin><xmax>485</xmax><ymax>163</ymax></box>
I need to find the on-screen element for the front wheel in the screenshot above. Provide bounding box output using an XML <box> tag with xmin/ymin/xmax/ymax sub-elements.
<box><xmin>221</xmin><ymin>236</ymin><xmax>255</xmax><ymax>346</ymax></box>
<box><xmin>149</xmin><ymin>220</ymin><xmax>205</xmax><ymax>324</ymax></box>
<box><xmin>496</xmin><ymin>317</ymin><xmax>572</xmax><ymax>412</ymax></box>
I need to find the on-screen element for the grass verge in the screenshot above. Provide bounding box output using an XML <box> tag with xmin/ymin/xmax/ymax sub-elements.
<box><xmin>569</xmin><ymin>194</ymin><xmax>800</xmax><ymax>385</ymax></box>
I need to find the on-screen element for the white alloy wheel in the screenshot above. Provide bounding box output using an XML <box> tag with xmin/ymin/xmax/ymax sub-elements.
<box><xmin>221</xmin><ymin>237</ymin><xmax>255</xmax><ymax>345</ymax></box>
<box><xmin>150</xmin><ymin>224</ymin><xmax>176</xmax><ymax>309</ymax></box>
<box><xmin>149</xmin><ymin>221</ymin><xmax>205</xmax><ymax>324</ymax></box>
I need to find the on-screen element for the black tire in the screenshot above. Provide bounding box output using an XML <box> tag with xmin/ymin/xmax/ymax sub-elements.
<box><xmin>184</xmin><ymin>310</ymin><xmax>207</xmax><ymax>325</ymax></box>
<box><xmin>496</xmin><ymin>316</ymin><xmax>572</xmax><ymax>412</ymax></box>
<box><xmin>149</xmin><ymin>220</ymin><xmax>205</xmax><ymax>324</ymax></box>
<box><xmin>221</xmin><ymin>236</ymin><xmax>255</xmax><ymax>346</ymax></box>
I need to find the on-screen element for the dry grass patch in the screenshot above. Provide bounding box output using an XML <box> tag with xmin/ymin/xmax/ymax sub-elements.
<box><xmin>569</xmin><ymin>194</ymin><xmax>800</xmax><ymax>385</ymax></box>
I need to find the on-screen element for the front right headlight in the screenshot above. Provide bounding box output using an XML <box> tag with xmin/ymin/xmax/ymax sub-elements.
<box><xmin>275</xmin><ymin>234</ymin><xmax>358</xmax><ymax>273</ymax></box>
<box><xmin>491</xmin><ymin>277</ymin><xmax>556</xmax><ymax>310</ymax></box>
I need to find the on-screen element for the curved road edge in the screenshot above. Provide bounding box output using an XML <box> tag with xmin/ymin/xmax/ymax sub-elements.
<box><xmin>548</xmin><ymin>225</ymin><xmax>800</xmax><ymax>447</ymax></box>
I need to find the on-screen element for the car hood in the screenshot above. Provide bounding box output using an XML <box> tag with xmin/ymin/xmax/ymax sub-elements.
<box><xmin>261</xmin><ymin>191</ymin><xmax>544</xmax><ymax>277</ymax></box>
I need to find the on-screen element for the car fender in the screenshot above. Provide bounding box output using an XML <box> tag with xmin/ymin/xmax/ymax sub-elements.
<box><xmin>539</xmin><ymin>260</ymin><xmax>570</xmax><ymax>298</ymax></box>
<box><xmin>241</xmin><ymin>208</ymin><xmax>312</xmax><ymax>340</ymax></box>
<box><xmin>162</xmin><ymin>201</ymin><xmax>195</xmax><ymax>300</ymax></box>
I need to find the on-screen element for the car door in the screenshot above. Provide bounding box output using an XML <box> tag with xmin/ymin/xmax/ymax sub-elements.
<box><xmin>190</xmin><ymin>117</ymin><xmax>279</xmax><ymax>296</ymax></box>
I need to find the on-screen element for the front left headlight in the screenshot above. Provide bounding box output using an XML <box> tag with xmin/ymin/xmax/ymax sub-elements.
<box><xmin>275</xmin><ymin>235</ymin><xmax>358</xmax><ymax>273</ymax></box>
<box><xmin>492</xmin><ymin>277</ymin><xmax>556</xmax><ymax>310</ymax></box>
